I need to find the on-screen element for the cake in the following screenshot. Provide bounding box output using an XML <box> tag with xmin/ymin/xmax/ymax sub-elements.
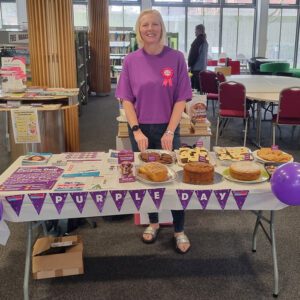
<box><xmin>179</xmin><ymin>147</ymin><xmax>209</xmax><ymax>164</ymax></box>
<box><xmin>138</xmin><ymin>162</ymin><xmax>169</xmax><ymax>182</ymax></box>
<box><xmin>229</xmin><ymin>161</ymin><xmax>261</xmax><ymax>181</ymax></box>
<box><xmin>183</xmin><ymin>162</ymin><xmax>214</xmax><ymax>184</ymax></box>
<box><xmin>140</xmin><ymin>152</ymin><xmax>173</xmax><ymax>164</ymax></box>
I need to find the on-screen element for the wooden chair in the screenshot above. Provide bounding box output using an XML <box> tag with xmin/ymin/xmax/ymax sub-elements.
<box><xmin>216</xmin><ymin>81</ymin><xmax>249</xmax><ymax>146</ymax></box>
<box><xmin>272</xmin><ymin>87</ymin><xmax>300</xmax><ymax>145</ymax></box>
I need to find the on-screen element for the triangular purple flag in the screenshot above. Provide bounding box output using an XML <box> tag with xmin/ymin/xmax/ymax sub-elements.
<box><xmin>148</xmin><ymin>188</ymin><xmax>165</xmax><ymax>209</ymax></box>
<box><xmin>70</xmin><ymin>192</ymin><xmax>88</xmax><ymax>213</ymax></box>
<box><xmin>176</xmin><ymin>189</ymin><xmax>194</xmax><ymax>210</ymax></box>
<box><xmin>195</xmin><ymin>190</ymin><xmax>212</xmax><ymax>210</ymax></box>
<box><xmin>90</xmin><ymin>191</ymin><xmax>107</xmax><ymax>213</ymax></box>
<box><xmin>28</xmin><ymin>193</ymin><xmax>46</xmax><ymax>215</ymax></box>
<box><xmin>5</xmin><ymin>195</ymin><xmax>24</xmax><ymax>216</ymax></box>
<box><xmin>214</xmin><ymin>189</ymin><xmax>231</xmax><ymax>210</ymax></box>
<box><xmin>50</xmin><ymin>193</ymin><xmax>68</xmax><ymax>214</ymax></box>
<box><xmin>232</xmin><ymin>190</ymin><xmax>249</xmax><ymax>210</ymax></box>
<box><xmin>129</xmin><ymin>189</ymin><xmax>146</xmax><ymax>210</ymax></box>
<box><xmin>110</xmin><ymin>190</ymin><xmax>127</xmax><ymax>211</ymax></box>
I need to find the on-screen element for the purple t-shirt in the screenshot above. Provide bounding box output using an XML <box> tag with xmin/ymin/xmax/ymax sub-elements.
<box><xmin>115</xmin><ymin>46</ymin><xmax>192</xmax><ymax>124</ymax></box>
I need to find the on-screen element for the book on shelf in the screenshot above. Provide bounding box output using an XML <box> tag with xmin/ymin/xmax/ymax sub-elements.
<box><xmin>22</xmin><ymin>153</ymin><xmax>52</xmax><ymax>165</ymax></box>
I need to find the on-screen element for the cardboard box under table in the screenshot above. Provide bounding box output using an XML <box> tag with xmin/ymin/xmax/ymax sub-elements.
<box><xmin>32</xmin><ymin>235</ymin><xmax>84</xmax><ymax>279</ymax></box>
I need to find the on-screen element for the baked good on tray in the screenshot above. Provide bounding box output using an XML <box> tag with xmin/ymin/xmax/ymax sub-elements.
<box><xmin>183</xmin><ymin>162</ymin><xmax>214</xmax><ymax>184</ymax></box>
<box><xmin>140</xmin><ymin>151</ymin><xmax>173</xmax><ymax>164</ymax></box>
<box><xmin>229</xmin><ymin>161</ymin><xmax>261</xmax><ymax>181</ymax></box>
<box><xmin>138</xmin><ymin>162</ymin><xmax>169</xmax><ymax>182</ymax></box>
<box><xmin>257</xmin><ymin>148</ymin><xmax>292</xmax><ymax>162</ymax></box>
<box><xmin>215</xmin><ymin>147</ymin><xmax>252</xmax><ymax>161</ymax></box>
<box><xmin>179</xmin><ymin>147</ymin><xmax>209</xmax><ymax>164</ymax></box>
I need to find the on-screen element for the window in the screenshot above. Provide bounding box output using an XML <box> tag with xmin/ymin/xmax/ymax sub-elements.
<box><xmin>73</xmin><ymin>4</ymin><xmax>88</xmax><ymax>27</ymax></box>
<box><xmin>1</xmin><ymin>1</ymin><xmax>18</xmax><ymax>27</ymax></box>
<box><xmin>269</xmin><ymin>0</ymin><xmax>297</xmax><ymax>4</ymax></box>
<box><xmin>187</xmin><ymin>7</ymin><xmax>220</xmax><ymax>59</ymax></box>
<box><xmin>153</xmin><ymin>6</ymin><xmax>185</xmax><ymax>52</ymax></box>
<box><xmin>109</xmin><ymin>5</ymin><xmax>140</xmax><ymax>28</ymax></box>
<box><xmin>266</xmin><ymin>8</ymin><xmax>297</xmax><ymax>64</ymax></box>
<box><xmin>222</xmin><ymin>7</ymin><xmax>255</xmax><ymax>60</ymax></box>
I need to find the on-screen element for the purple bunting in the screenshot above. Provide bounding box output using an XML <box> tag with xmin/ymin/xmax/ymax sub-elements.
<box><xmin>214</xmin><ymin>189</ymin><xmax>231</xmax><ymax>209</ymax></box>
<box><xmin>148</xmin><ymin>188</ymin><xmax>165</xmax><ymax>209</ymax></box>
<box><xmin>129</xmin><ymin>189</ymin><xmax>146</xmax><ymax>210</ymax></box>
<box><xmin>232</xmin><ymin>190</ymin><xmax>249</xmax><ymax>210</ymax></box>
<box><xmin>70</xmin><ymin>192</ymin><xmax>88</xmax><ymax>213</ymax></box>
<box><xmin>50</xmin><ymin>193</ymin><xmax>68</xmax><ymax>214</ymax></box>
<box><xmin>90</xmin><ymin>191</ymin><xmax>107</xmax><ymax>213</ymax></box>
<box><xmin>28</xmin><ymin>193</ymin><xmax>46</xmax><ymax>215</ymax></box>
<box><xmin>176</xmin><ymin>189</ymin><xmax>194</xmax><ymax>210</ymax></box>
<box><xmin>110</xmin><ymin>190</ymin><xmax>127</xmax><ymax>211</ymax></box>
<box><xmin>5</xmin><ymin>195</ymin><xmax>24</xmax><ymax>216</ymax></box>
<box><xmin>194</xmin><ymin>190</ymin><xmax>212</xmax><ymax>210</ymax></box>
<box><xmin>0</xmin><ymin>200</ymin><xmax>3</xmax><ymax>221</ymax></box>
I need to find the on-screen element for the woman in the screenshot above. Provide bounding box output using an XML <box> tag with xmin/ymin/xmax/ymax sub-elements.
<box><xmin>115</xmin><ymin>9</ymin><xmax>192</xmax><ymax>254</ymax></box>
<box><xmin>188</xmin><ymin>24</ymin><xmax>208</xmax><ymax>91</ymax></box>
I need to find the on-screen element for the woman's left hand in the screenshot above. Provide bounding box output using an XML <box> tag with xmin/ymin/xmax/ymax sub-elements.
<box><xmin>161</xmin><ymin>133</ymin><xmax>173</xmax><ymax>151</ymax></box>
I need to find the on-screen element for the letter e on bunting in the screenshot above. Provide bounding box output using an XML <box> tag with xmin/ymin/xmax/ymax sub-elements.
<box><xmin>148</xmin><ymin>188</ymin><xmax>165</xmax><ymax>209</ymax></box>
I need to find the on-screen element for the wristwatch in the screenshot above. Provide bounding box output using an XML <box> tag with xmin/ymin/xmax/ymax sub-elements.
<box><xmin>165</xmin><ymin>129</ymin><xmax>174</xmax><ymax>136</ymax></box>
<box><xmin>131</xmin><ymin>125</ymin><xmax>140</xmax><ymax>132</ymax></box>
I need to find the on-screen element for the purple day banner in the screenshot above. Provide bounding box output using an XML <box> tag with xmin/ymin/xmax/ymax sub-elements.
<box><xmin>49</xmin><ymin>193</ymin><xmax>68</xmax><ymax>214</ymax></box>
<box><xmin>28</xmin><ymin>193</ymin><xmax>46</xmax><ymax>215</ymax></box>
<box><xmin>176</xmin><ymin>189</ymin><xmax>194</xmax><ymax>210</ymax></box>
<box><xmin>70</xmin><ymin>192</ymin><xmax>88</xmax><ymax>213</ymax></box>
<box><xmin>129</xmin><ymin>189</ymin><xmax>146</xmax><ymax>210</ymax></box>
<box><xmin>110</xmin><ymin>190</ymin><xmax>127</xmax><ymax>211</ymax></box>
<box><xmin>148</xmin><ymin>188</ymin><xmax>165</xmax><ymax>209</ymax></box>
<box><xmin>194</xmin><ymin>190</ymin><xmax>212</xmax><ymax>210</ymax></box>
<box><xmin>0</xmin><ymin>200</ymin><xmax>3</xmax><ymax>221</ymax></box>
<box><xmin>232</xmin><ymin>190</ymin><xmax>249</xmax><ymax>210</ymax></box>
<box><xmin>90</xmin><ymin>191</ymin><xmax>108</xmax><ymax>213</ymax></box>
<box><xmin>5</xmin><ymin>195</ymin><xmax>24</xmax><ymax>216</ymax></box>
<box><xmin>214</xmin><ymin>189</ymin><xmax>231</xmax><ymax>209</ymax></box>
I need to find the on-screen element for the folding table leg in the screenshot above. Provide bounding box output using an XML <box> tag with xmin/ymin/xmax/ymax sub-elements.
<box><xmin>24</xmin><ymin>222</ymin><xmax>32</xmax><ymax>300</ymax></box>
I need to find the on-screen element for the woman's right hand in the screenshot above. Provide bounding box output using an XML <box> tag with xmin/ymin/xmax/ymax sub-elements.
<box><xmin>133</xmin><ymin>130</ymin><xmax>148</xmax><ymax>152</ymax></box>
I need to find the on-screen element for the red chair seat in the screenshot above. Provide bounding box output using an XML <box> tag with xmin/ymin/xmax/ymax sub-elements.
<box><xmin>207</xmin><ymin>93</ymin><xmax>218</xmax><ymax>100</ymax></box>
<box><xmin>272</xmin><ymin>115</ymin><xmax>300</xmax><ymax>125</ymax></box>
<box><xmin>220</xmin><ymin>109</ymin><xmax>249</xmax><ymax>118</ymax></box>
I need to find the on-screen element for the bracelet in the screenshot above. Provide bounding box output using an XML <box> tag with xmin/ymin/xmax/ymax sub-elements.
<box><xmin>165</xmin><ymin>129</ymin><xmax>174</xmax><ymax>136</ymax></box>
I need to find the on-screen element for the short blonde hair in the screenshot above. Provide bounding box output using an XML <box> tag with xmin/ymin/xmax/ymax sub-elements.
<box><xmin>135</xmin><ymin>9</ymin><xmax>167</xmax><ymax>49</ymax></box>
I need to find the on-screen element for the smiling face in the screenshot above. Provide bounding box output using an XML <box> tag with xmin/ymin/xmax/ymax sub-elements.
<box><xmin>139</xmin><ymin>13</ymin><xmax>162</xmax><ymax>47</ymax></box>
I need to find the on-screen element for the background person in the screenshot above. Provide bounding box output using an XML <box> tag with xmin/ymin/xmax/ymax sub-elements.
<box><xmin>188</xmin><ymin>24</ymin><xmax>208</xmax><ymax>91</ymax></box>
<box><xmin>115</xmin><ymin>9</ymin><xmax>192</xmax><ymax>254</ymax></box>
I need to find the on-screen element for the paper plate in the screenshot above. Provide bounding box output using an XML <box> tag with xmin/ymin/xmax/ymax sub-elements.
<box><xmin>222</xmin><ymin>168</ymin><xmax>269</xmax><ymax>184</ymax></box>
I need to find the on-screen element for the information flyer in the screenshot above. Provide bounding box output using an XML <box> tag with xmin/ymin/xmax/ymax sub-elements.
<box><xmin>11</xmin><ymin>108</ymin><xmax>41</xmax><ymax>144</ymax></box>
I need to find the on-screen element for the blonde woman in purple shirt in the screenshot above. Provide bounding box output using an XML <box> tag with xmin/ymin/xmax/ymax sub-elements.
<box><xmin>115</xmin><ymin>9</ymin><xmax>192</xmax><ymax>254</ymax></box>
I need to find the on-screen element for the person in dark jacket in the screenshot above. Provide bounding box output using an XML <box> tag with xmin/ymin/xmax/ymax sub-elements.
<box><xmin>188</xmin><ymin>24</ymin><xmax>208</xmax><ymax>91</ymax></box>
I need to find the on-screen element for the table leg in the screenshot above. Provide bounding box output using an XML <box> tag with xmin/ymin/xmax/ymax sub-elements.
<box><xmin>255</xmin><ymin>102</ymin><xmax>262</xmax><ymax>148</ymax></box>
<box><xmin>23</xmin><ymin>222</ymin><xmax>32</xmax><ymax>300</ymax></box>
<box><xmin>270</xmin><ymin>211</ymin><xmax>279</xmax><ymax>297</ymax></box>
<box><xmin>251</xmin><ymin>211</ymin><xmax>279</xmax><ymax>297</ymax></box>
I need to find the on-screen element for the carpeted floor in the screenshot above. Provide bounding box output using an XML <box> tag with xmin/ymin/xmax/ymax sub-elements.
<box><xmin>0</xmin><ymin>92</ymin><xmax>300</xmax><ymax>300</ymax></box>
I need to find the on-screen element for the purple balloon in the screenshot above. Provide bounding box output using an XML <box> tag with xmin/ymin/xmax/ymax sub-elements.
<box><xmin>271</xmin><ymin>162</ymin><xmax>300</xmax><ymax>206</ymax></box>
<box><xmin>0</xmin><ymin>201</ymin><xmax>3</xmax><ymax>221</ymax></box>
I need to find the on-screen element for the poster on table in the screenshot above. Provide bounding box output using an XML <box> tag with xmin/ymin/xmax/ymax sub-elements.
<box><xmin>11</xmin><ymin>108</ymin><xmax>41</xmax><ymax>144</ymax></box>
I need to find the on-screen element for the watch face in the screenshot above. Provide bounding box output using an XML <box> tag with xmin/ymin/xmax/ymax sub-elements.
<box><xmin>132</xmin><ymin>125</ymin><xmax>139</xmax><ymax>131</ymax></box>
